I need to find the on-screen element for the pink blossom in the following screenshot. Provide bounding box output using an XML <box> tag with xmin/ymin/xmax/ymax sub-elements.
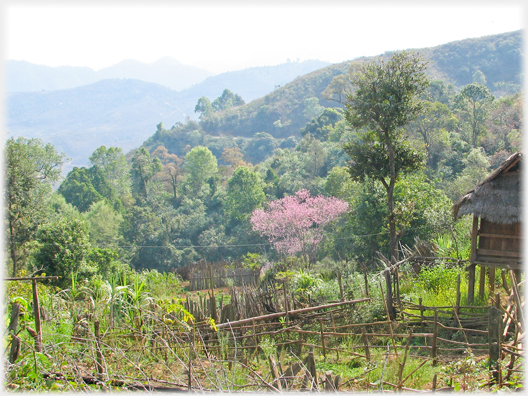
<box><xmin>250</xmin><ymin>190</ymin><xmax>348</xmax><ymax>261</ymax></box>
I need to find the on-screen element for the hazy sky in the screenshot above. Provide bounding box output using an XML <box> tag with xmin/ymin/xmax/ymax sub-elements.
<box><xmin>4</xmin><ymin>2</ymin><xmax>526</xmax><ymax>75</ymax></box>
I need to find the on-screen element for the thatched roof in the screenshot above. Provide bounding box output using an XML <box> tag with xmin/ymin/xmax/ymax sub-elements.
<box><xmin>453</xmin><ymin>152</ymin><xmax>522</xmax><ymax>224</ymax></box>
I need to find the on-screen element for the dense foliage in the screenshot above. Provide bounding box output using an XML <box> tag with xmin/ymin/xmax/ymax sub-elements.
<box><xmin>4</xmin><ymin>44</ymin><xmax>523</xmax><ymax>282</ymax></box>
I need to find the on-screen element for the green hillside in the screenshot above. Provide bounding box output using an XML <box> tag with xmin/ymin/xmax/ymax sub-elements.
<box><xmin>197</xmin><ymin>30</ymin><xmax>522</xmax><ymax>139</ymax></box>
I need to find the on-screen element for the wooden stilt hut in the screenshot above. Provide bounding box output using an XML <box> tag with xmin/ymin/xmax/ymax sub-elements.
<box><xmin>453</xmin><ymin>152</ymin><xmax>522</xmax><ymax>303</ymax></box>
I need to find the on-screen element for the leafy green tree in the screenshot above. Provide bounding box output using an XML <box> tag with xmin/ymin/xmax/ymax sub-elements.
<box><xmin>300</xmin><ymin>108</ymin><xmax>343</xmax><ymax>141</ymax></box>
<box><xmin>225</xmin><ymin>166</ymin><xmax>266</xmax><ymax>222</ymax></box>
<box><xmin>322</xmin><ymin>63</ymin><xmax>362</xmax><ymax>104</ymax></box>
<box><xmin>322</xmin><ymin>74</ymin><xmax>352</xmax><ymax>104</ymax></box>
<box><xmin>34</xmin><ymin>215</ymin><xmax>95</xmax><ymax>286</ymax></box>
<box><xmin>243</xmin><ymin>132</ymin><xmax>279</xmax><ymax>164</ymax></box>
<box><xmin>303</xmin><ymin>97</ymin><xmax>324</xmax><ymax>121</ymax></box>
<box><xmin>131</xmin><ymin>147</ymin><xmax>162</xmax><ymax>201</ymax></box>
<box><xmin>427</xmin><ymin>80</ymin><xmax>456</xmax><ymax>106</ymax></box>
<box><xmin>324</xmin><ymin>166</ymin><xmax>359</xmax><ymax>201</ymax></box>
<box><xmin>58</xmin><ymin>166</ymin><xmax>121</xmax><ymax>212</ymax></box>
<box><xmin>444</xmin><ymin>147</ymin><xmax>491</xmax><ymax>201</ymax></box>
<box><xmin>89</xmin><ymin>145</ymin><xmax>131</xmax><ymax>201</ymax></box>
<box><xmin>197</xmin><ymin>225</ymin><xmax>229</xmax><ymax>262</ymax></box>
<box><xmin>5</xmin><ymin>137</ymin><xmax>67</xmax><ymax>276</ymax></box>
<box><xmin>184</xmin><ymin>146</ymin><xmax>218</xmax><ymax>192</ymax></box>
<box><xmin>406</xmin><ymin>101</ymin><xmax>458</xmax><ymax>169</ymax></box>
<box><xmin>343</xmin><ymin>51</ymin><xmax>429</xmax><ymax>262</ymax></box>
<box><xmin>212</xmin><ymin>89</ymin><xmax>245</xmax><ymax>112</ymax></box>
<box><xmin>482</xmin><ymin>93</ymin><xmax>523</xmax><ymax>156</ymax></box>
<box><xmin>454</xmin><ymin>83</ymin><xmax>494</xmax><ymax>147</ymax></box>
<box><xmin>296</xmin><ymin>135</ymin><xmax>328</xmax><ymax>179</ymax></box>
<box><xmin>348</xmin><ymin>173</ymin><xmax>452</xmax><ymax>265</ymax></box>
<box><xmin>122</xmin><ymin>205</ymin><xmax>181</xmax><ymax>271</ymax></box>
<box><xmin>84</xmin><ymin>200</ymin><xmax>123</xmax><ymax>248</ymax></box>
<box><xmin>195</xmin><ymin>96</ymin><xmax>214</xmax><ymax>119</ymax></box>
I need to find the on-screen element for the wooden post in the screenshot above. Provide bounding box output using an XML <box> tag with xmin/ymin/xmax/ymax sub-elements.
<box><xmin>469</xmin><ymin>215</ymin><xmax>479</xmax><ymax>303</ymax></box>
<box><xmin>509</xmin><ymin>270</ymin><xmax>525</xmax><ymax>328</ymax></box>
<box><xmin>394</xmin><ymin>268</ymin><xmax>400</xmax><ymax>304</ymax></box>
<box><xmin>8</xmin><ymin>302</ymin><xmax>20</xmax><ymax>335</ymax></box>
<box><xmin>383</xmin><ymin>269</ymin><xmax>395</xmax><ymax>320</ymax></box>
<box><xmin>419</xmin><ymin>297</ymin><xmax>425</xmax><ymax>334</ymax></box>
<box><xmin>188</xmin><ymin>324</ymin><xmax>195</xmax><ymax>392</ymax></box>
<box><xmin>397</xmin><ymin>329</ymin><xmax>413</xmax><ymax>390</ymax></box>
<box><xmin>330</xmin><ymin>313</ymin><xmax>338</xmax><ymax>360</ymax></box>
<box><xmin>455</xmin><ymin>274</ymin><xmax>461</xmax><ymax>316</ymax></box>
<box><xmin>282</xmin><ymin>279</ymin><xmax>290</xmax><ymax>314</ymax></box>
<box><xmin>268</xmin><ymin>355</ymin><xmax>282</xmax><ymax>391</ymax></box>
<box><xmin>319</xmin><ymin>319</ymin><xmax>326</xmax><ymax>360</ymax></box>
<box><xmin>338</xmin><ymin>271</ymin><xmax>344</xmax><ymax>301</ymax></box>
<box><xmin>479</xmin><ymin>266</ymin><xmax>486</xmax><ymax>300</ymax></box>
<box><xmin>31</xmin><ymin>279</ymin><xmax>43</xmax><ymax>352</ymax></box>
<box><xmin>431</xmin><ymin>310</ymin><xmax>438</xmax><ymax>366</ymax></box>
<box><xmin>488</xmin><ymin>301</ymin><xmax>502</xmax><ymax>382</ymax></box>
<box><xmin>9</xmin><ymin>336</ymin><xmax>21</xmax><ymax>364</ymax></box>
<box><xmin>297</xmin><ymin>331</ymin><xmax>304</xmax><ymax>356</ymax></box>
<box><xmin>514</xmin><ymin>269</ymin><xmax>522</xmax><ymax>293</ymax></box>
<box><xmin>362</xmin><ymin>327</ymin><xmax>370</xmax><ymax>362</ymax></box>
<box><xmin>362</xmin><ymin>264</ymin><xmax>370</xmax><ymax>297</ymax></box>
<box><xmin>252</xmin><ymin>319</ymin><xmax>258</xmax><ymax>357</ymax></box>
<box><xmin>302</xmin><ymin>348</ymin><xmax>318</xmax><ymax>389</ymax></box>
<box><xmin>501</xmin><ymin>269</ymin><xmax>510</xmax><ymax>295</ymax></box>
<box><xmin>489</xmin><ymin>267</ymin><xmax>496</xmax><ymax>295</ymax></box>
<box><xmin>467</xmin><ymin>264</ymin><xmax>476</xmax><ymax>304</ymax></box>
<box><xmin>94</xmin><ymin>320</ymin><xmax>105</xmax><ymax>379</ymax></box>
<box><xmin>8</xmin><ymin>302</ymin><xmax>21</xmax><ymax>364</ymax></box>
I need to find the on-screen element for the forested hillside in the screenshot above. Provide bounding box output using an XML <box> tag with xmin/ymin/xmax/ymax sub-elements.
<box><xmin>197</xmin><ymin>30</ymin><xmax>522</xmax><ymax>139</ymax></box>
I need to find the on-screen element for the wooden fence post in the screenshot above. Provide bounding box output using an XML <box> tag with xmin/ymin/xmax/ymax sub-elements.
<box><xmin>338</xmin><ymin>271</ymin><xmax>344</xmax><ymax>301</ymax></box>
<box><xmin>455</xmin><ymin>274</ymin><xmax>461</xmax><ymax>316</ymax></box>
<box><xmin>8</xmin><ymin>302</ymin><xmax>21</xmax><ymax>363</ymax></box>
<box><xmin>319</xmin><ymin>319</ymin><xmax>326</xmax><ymax>360</ymax></box>
<box><xmin>489</xmin><ymin>297</ymin><xmax>502</xmax><ymax>383</ymax></box>
<box><xmin>362</xmin><ymin>264</ymin><xmax>370</xmax><ymax>297</ymax></box>
<box><xmin>509</xmin><ymin>270</ymin><xmax>525</xmax><ymax>328</ymax></box>
<box><xmin>383</xmin><ymin>269</ymin><xmax>395</xmax><ymax>320</ymax></box>
<box><xmin>302</xmin><ymin>348</ymin><xmax>318</xmax><ymax>389</ymax></box>
<box><xmin>479</xmin><ymin>266</ymin><xmax>486</xmax><ymax>300</ymax></box>
<box><xmin>489</xmin><ymin>267</ymin><xmax>496</xmax><ymax>295</ymax></box>
<box><xmin>467</xmin><ymin>264</ymin><xmax>476</xmax><ymax>304</ymax></box>
<box><xmin>362</xmin><ymin>327</ymin><xmax>370</xmax><ymax>362</ymax></box>
<box><xmin>419</xmin><ymin>297</ymin><xmax>425</xmax><ymax>335</ymax></box>
<box><xmin>268</xmin><ymin>355</ymin><xmax>282</xmax><ymax>391</ymax></box>
<box><xmin>432</xmin><ymin>310</ymin><xmax>438</xmax><ymax>366</ymax></box>
<box><xmin>468</xmin><ymin>215</ymin><xmax>479</xmax><ymax>303</ymax></box>
<box><xmin>94</xmin><ymin>320</ymin><xmax>105</xmax><ymax>379</ymax></box>
<box><xmin>31</xmin><ymin>279</ymin><xmax>43</xmax><ymax>352</ymax></box>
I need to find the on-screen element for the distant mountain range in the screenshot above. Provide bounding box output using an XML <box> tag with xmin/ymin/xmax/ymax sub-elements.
<box><xmin>6</xmin><ymin>59</ymin><xmax>331</xmax><ymax>171</ymax></box>
<box><xmin>6</xmin><ymin>57</ymin><xmax>214</xmax><ymax>93</ymax></box>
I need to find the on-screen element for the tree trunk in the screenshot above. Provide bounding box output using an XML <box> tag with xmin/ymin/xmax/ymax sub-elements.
<box><xmin>385</xmin><ymin>130</ymin><xmax>398</xmax><ymax>264</ymax></box>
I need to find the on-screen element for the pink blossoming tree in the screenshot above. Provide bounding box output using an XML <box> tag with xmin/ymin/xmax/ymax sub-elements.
<box><xmin>250</xmin><ymin>190</ymin><xmax>349</xmax><ymax>263</ymax></box>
